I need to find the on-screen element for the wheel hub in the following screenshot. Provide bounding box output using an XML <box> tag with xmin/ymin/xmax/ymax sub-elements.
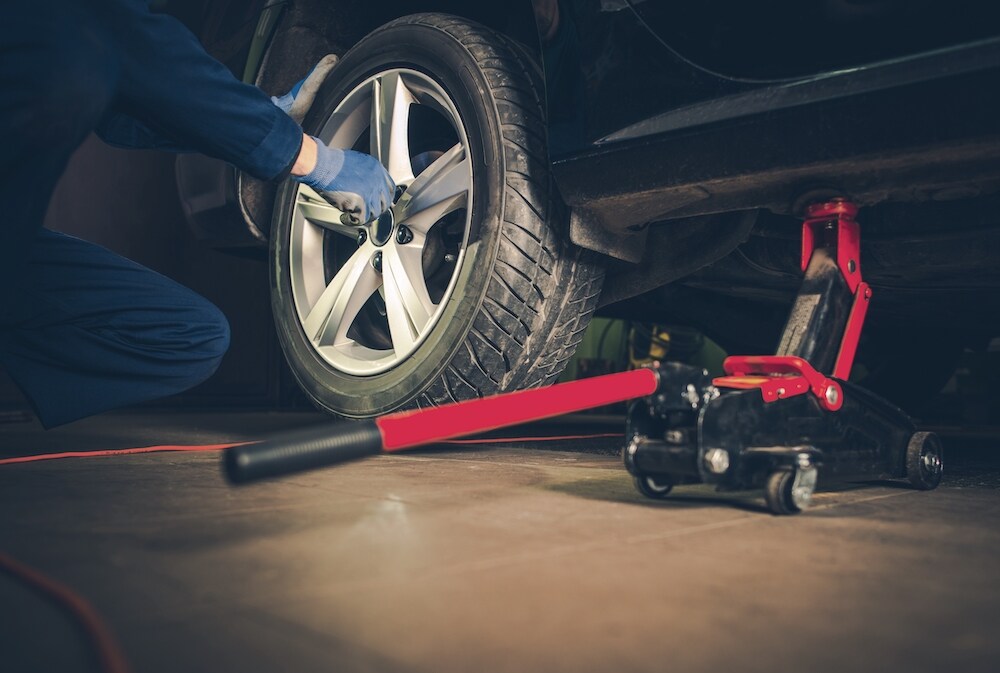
<box><xmin>371</xmin><ymin>209</ymin><xmax>395</xmax><ymax>247</ymax></box>
<box><xmin>790</xmin><ymin>466</ymin><xmax>818</xmax><ymax>510</ymax></box>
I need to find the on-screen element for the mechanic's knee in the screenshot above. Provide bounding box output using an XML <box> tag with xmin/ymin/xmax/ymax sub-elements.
<box><xmin>178</xmin><ymin>303</ymin><xmax>232</xmax><ymax>388</ymax></box>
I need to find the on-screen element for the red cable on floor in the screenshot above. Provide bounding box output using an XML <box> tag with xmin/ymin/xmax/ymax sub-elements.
<box><xmin>443</xmin><ymin>432</ymin><xmax>623</xmax><ymax>444</ymax></box>
<box><xmin>0</xmin><ymin>551</ymin><xmax>131</xmax><ymax>673</ymax></box>
<box><xmin>0</xmin><ymin>442</ymin><xmax>250</xmax><ymax>466</ymax></box>
<box><xmin>0</xmin><ymin>434</ymin><xmax>623</xmax><ymax>466</ymax></box>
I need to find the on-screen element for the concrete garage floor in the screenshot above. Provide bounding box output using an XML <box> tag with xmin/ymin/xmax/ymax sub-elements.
<box><xmin>2</xmin><ymin>412</ymin><xmax>1000</xmax><ymax>673</ymax></box>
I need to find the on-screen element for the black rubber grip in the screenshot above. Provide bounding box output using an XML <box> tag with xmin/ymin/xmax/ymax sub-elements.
<box><xmin>224</xmin><ymin>420</ymin><xmax>383</xmax><ymax>484</ymax></box>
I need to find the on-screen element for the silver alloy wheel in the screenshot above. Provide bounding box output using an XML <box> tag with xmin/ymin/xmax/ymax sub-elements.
<box><xmin>288</xmin><ymin>68</ymin><xmax>473</xmax><ymax>375</ymax></box>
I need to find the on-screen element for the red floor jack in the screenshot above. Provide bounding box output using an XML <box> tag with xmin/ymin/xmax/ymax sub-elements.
<box><xmin>225</xmin><ymin>199</ymin><xmax>943</xmax><ymax>514</ymax></box>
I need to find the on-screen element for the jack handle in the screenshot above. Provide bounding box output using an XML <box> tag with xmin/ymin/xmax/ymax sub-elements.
<box><xmin>224</xmin><ymin>367</ymin><xmax>662</xmax><ymax>484</ymax></box>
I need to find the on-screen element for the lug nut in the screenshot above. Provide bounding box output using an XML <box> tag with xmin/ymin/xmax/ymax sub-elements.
<box><xmin>357</xmin><ymin>229</ymin><xmax>368</xmax><ymax>246</ymax></box>
<box><xmin>372</xmin><ymin>251</ymin><xmax>382</xmax><ymax>272</ymax></box>
<box><xmin>704</xmin><ymin>448</ymin><xmax>730</xmax><ymax>475</ymax></box>
<box><xmin>396</xmin><ymin>225</ymin><xmax>413</xmax><ymax>245</ymax></box>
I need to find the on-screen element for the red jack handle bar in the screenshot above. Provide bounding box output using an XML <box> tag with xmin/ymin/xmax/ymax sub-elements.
<box><xmin>224</xmin><ymin>367</ymin><xmax>660</xmax><ymax>484</ymax></box>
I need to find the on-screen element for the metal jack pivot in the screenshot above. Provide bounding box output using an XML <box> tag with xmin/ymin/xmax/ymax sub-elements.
<box><xmin>624</xmin><ymin>199</ymin><xmax>943</xmax><ymax>514</ymax></box>
<box><xmin>224</xmin><ymin>199</ymin><xmax>943</xmax><ymax>516</ymax></box>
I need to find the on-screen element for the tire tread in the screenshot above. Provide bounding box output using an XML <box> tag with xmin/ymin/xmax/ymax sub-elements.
<box><xmin>405</xmin><ymin>13</ymin><xmax>605</xmax><ymax>398</ymax></box>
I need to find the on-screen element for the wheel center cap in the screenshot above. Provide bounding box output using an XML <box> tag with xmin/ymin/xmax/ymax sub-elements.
<box><xmin>371</xmin><ymin>209</ymin><xmax>395</xmax><ymax>247</ymax></box>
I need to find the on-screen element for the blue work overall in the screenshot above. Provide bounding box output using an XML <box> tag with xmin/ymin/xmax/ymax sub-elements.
<box><xmin>0</xmin><ymin>0</ymin><xmax>303</xmax><ymax>427</ymax></box>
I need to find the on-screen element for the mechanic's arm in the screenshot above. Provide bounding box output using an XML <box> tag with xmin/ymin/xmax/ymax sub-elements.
<box><xmin>100</xmin><ymin>1</ymin><xmax>392</xmax><ymax>222</ymax></box>
<box><xmin>96</xmin><ymin>56</ymin><xmax>338</xmax><ymax>153</ymax></box>
<box><xmin>103</xmin><ymin>0</ymin><xmax>300</xmax><ymax>180</ymax></box>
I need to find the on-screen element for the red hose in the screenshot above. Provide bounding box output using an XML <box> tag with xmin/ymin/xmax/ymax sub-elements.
<box><xmin>0</xmin><ymin>552</ymin><xmax>131</xmax><ymax>673</ymax></box>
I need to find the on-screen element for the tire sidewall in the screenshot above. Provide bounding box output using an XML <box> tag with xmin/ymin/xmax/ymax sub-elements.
<box><xmin>271</xmin><ymin>19</ymin><xmax>507</xmax><ymax>417</ymax></box>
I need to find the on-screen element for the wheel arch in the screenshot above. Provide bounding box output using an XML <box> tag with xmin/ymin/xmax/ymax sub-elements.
<box><xmin>254</xmin><ymin>1</ymin><xmax>542</xmax><ymax>93</ymax></box>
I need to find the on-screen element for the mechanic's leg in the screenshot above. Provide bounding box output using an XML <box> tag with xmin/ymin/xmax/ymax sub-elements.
<box><xmin>0</xmin><ymin>3</ymin><xmax>118</xmax><ymax>308</ymax></box>
<box><xmin>0</xmin><ymin>230</ymin><xmax>231</xmax><ymax>428</ymax></box>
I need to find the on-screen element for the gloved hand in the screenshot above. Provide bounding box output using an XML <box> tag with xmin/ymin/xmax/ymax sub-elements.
<box><xmin>294</xmin><ymin>138</ymin><xmax>396</xmax><ymax>225</ymax></box>
<box><xmin>271</xmin><ymin>54</ymin><xmax>340</xmax><ymax>124</ymax></box>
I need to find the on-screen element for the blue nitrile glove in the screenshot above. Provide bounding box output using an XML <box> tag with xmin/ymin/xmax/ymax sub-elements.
<box><xmin>271</xmin><ymin>55</ymin><xmax>340</xmax><ymax>124</ymax></box>
<box><xmin>295</xmin><ymin>138</ymin><xmax>396</xmax><ymax>225</ymax></box>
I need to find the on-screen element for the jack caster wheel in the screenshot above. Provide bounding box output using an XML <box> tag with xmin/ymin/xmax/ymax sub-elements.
<box><xmin>634</xmin><ymin>475</ymin><xmax>674</xmax><ymax>499</ymax></box>
<box><xmin>764</xmin><ymin>467</ymin><xmax>817</xmax><ymax>515</ymax></box>
<box><xmin>906</xmin><ymin>431</ymin><xmax>943</xmax><ymax>490</ymax></box>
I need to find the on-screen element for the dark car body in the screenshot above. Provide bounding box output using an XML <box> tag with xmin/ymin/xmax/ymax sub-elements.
<box><xmin>176</xmin><ymin>0</ymin><xmax>1000</xmax><ymax>374</ymax></box>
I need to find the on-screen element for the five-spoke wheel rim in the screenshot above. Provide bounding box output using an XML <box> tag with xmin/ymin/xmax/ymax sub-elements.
<box><xmin>288</xmin><ymin>68</ymin><xmax>473</xmax><ymax>375</ymax></box>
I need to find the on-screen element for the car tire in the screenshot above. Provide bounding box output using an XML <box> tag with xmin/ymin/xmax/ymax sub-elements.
<box><xmin>270</xmin><ymin>13</ymin><xmax>604</xmax><ymax>417</ymax></box>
